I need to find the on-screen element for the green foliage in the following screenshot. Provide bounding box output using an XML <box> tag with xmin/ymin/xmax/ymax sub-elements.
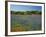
<box><xmin>11</xmin><ymin>11</ymin><xmax>42</xmax><ymax>15</ymax></box>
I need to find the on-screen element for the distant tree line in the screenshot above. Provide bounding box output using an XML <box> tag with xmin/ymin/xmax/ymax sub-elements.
<box><xmin>11</xmin><ymin>11</ymin><xmax>41</xmax><ymax>15</ymax></box>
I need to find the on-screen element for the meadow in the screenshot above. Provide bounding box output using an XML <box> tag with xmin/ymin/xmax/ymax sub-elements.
<box><xmin>11</xmin><ymin>11</ymin><xmax>42</xmax><ymax>32</ymax></box>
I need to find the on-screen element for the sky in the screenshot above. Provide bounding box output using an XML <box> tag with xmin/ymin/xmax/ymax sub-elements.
<box><xmin>10</xmin><ymin>4</ymin><xmax>42</xmax><ymax>11</ymax></box>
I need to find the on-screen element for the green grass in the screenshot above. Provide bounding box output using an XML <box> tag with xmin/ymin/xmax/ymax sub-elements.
<box><xmin>11</xmin><ymin>23</ymin><xmax>32</xmax><ymax>32</ymax></box>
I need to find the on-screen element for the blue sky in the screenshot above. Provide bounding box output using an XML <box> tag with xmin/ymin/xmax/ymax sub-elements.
<box><xmin>10</xmin><ymin>4</ymin><xmax>42</xmax><ymax>11</ymax></box>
